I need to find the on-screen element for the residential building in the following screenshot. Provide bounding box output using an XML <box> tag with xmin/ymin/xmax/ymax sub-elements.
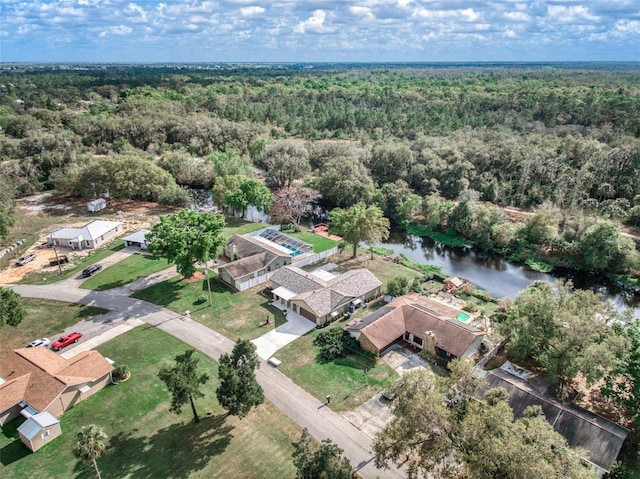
<box><xmin>346</xmin><ymin>294</ymin><xmax>485</xmax><ymax>358</ymax></box>
<box><xmin>0</xmin><ymin>348</ymin><xmax>114</xmax><ymax>426</ymax></box>
<box><xmin>270</xmin><ymin>265</ymin><xmax>382</xmax><ymax>325</ymax></box>
<box><xmin>48</xmin><ymin>220</ymin><xmax>123</xmax><ymax>250</ymax></box>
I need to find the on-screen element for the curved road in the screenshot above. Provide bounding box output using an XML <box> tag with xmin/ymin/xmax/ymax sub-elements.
<box><xmin>8</xmin><ymin>283</ymin><xmax>403</xmax><ymax>479</ymax></box>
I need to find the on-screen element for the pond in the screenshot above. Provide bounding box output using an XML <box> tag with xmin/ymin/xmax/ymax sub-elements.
<box><xmin>379</xmin><ymin>231</ymin><xmax>640</xmax><ymax>319</ymax></box>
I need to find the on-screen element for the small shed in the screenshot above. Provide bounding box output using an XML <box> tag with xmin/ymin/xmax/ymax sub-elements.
<box><xmin>17</xmin><ymin>412</ymin><xmax>61</xmax><ymax>452</ymax></box>
<box><xmin>443</xmin><ymin>276</ymin><xmax>472</xmax><ymax>293</ymax></box>
<box><xmin>87</xmin><ymin>198</ymin><xmax>107</xmax><ymax>213</ymax></box>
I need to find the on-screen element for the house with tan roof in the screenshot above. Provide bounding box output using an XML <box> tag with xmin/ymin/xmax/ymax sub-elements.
<box><xmin>48</xmin><ymin>220</ymin><xmax>123</xmax><ymax>250</ymax></box>
<box><xmin>346</xmin><ymin>294</ymin><xmax>485</xmax><ymax>359</ymax></box>
<box><xmin>0</xmin><ymin>348</ymin><xmax>114</xmax><ymax>426</ymax></box>
<box><xmin>270</xmin><ymin>265</ymin><xmax>382</xmax><ymax>325</ymax></box>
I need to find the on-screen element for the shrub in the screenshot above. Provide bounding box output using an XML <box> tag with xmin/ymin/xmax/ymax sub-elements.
<box><xmin>313</xmin><ymin>328</ymin><xmax>359</xmax><ymax>361</ymax></box>
<box><xmin>194</xmin><ymin>294</ymin><xmax>208</xmax><ymax>305</ymax></box>
<box><xmin>387</xmin><ymin>276</ymin><xmax>411</xmax><ymax>297</ymax></box>
<box><xmin>112</xmin><ymin>364</ymin><xmax>130</xmax><ymax>382</ymax></box>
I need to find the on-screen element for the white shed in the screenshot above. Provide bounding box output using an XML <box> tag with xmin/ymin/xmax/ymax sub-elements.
<box><xmin>87</xmin><ymin>198</ymin><xmax>107</xmax><ymax>213</ymax></box>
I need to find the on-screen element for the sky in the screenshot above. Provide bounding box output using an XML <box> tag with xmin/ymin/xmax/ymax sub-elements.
<box><xmin>1</xmin><ymin>0</ymin><xmax>639</xmax><ymax>63</ymax></box>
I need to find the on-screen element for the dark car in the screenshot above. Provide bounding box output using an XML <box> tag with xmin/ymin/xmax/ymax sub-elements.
<box><xmin>16</xmin><ymin>253</ymin><xmax>36</xmax><ymax>266</ymax></box>
<box><xmin>51</xmin><ymin>332</ymin><xmax>82</xmax><ymax>351</ymax></box>
<box><xmin>82</xmin><ymin>264</ymin><xmax>103</xmax><ymax>277</ymax></box>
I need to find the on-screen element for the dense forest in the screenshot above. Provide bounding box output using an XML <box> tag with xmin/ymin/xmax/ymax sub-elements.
<box><xmin>0</xmin><ymin>63</ymin><xmax>639</xmax><ymax>279</ymax></box>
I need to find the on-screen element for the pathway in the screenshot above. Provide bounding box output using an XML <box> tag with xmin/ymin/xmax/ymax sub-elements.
<box><xmin>8</xmin><ymin>283</ymin><xmax>403</xmax><ymax>479</ymax></box>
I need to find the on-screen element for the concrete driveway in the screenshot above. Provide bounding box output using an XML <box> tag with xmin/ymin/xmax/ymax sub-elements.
<box><xmin>252</xmin><ymin>308</ymin><xmax>316</xmax><ymax>360</ymax></box>
<box><xmin>342</xmin><ymin>393</ymin><xmax>393</xmax><ymax>439</ymax></box>
<box><xmin>382</xmin><ymin>344</ymin><xmax>433</xmax><ymax>376</ymax></box>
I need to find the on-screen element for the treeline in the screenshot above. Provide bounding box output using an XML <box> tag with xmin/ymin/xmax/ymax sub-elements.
<box><xmin>0</xmin><ymin>64</ymin><xmax>638</xmax><ymax>273</ymax></box>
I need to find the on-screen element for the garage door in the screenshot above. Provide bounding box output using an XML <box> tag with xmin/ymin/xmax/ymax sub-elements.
<box><xmin>300</xmin><ymin>308</ymin><xmax>316</xmax><ymax>322</ymax></box>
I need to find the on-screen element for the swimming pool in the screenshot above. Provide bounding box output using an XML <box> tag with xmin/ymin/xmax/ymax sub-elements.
<box><xmin>457</xmin><ymin>312</ymin><xmax>471</xmax><ymax>323</ymax></box>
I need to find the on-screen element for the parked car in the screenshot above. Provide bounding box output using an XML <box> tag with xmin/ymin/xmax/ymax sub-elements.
<box><xmin>16</xmin><ymin>253</ymin><xmax>36</xmax><ymax>266</ymax></box>
<box><xmin>82</xmin><ymin>264</ymin><xmax>103</xmax><ymax>277</ymax></box>
<box><xmin>51</xmin><ymin>332</ymin><xmax>82</xmax><ymax>351</ymax></box>
<box><xmin>27</xmin><ymin>338</ymin><xmax>51</xmax><ymax>348</ymax></box>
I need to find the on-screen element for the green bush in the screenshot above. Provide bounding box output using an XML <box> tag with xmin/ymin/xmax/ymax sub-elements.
<box><xmin>112</xmin><ymin>364</ymin><xmax>130</xmax><ymax>382</ymax></box>
<box><xmin>313</xmin><ymin>328</ymin><xmax>359</xmax><ymax>361</ymax></box>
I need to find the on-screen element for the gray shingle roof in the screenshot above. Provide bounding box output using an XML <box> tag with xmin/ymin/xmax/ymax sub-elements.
<box><xmin>271</xmin><ymin>266</ymin><xmax>382</xmax><ymax>318</ymax></box>
<box><xmin>477</xmin><ymin>368</ymin><xmax>629</xmax><ymax>473</ymax></box>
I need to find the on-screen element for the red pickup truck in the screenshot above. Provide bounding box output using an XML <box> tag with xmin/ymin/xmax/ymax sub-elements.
<box><xmin>51</xmin><ymin>332</ymin><xmax>83</xmax><ymax>351</ymax></box>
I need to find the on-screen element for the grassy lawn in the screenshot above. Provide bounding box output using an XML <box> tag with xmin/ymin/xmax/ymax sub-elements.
<box><xmin>289</xmin><ymin>230</ymin><xmax>338</xmax><ymax>253</ymax></box>
<box><xmin>20</xmin><ymin>240</ymin><xmax>125</xmax><ymax>285</ymax></box>
<box><xmin>0</xmin><ymin>326</ymin><xmax>300</xmax><ymax>479</ymax></box>
<box><xmin>132</xmin><ymin>276</ymin><xmax>287</xmax><ymax>341</ymax></box>
<box><xmin>0</xmin><ymin>299</ymin><xmax>108</xmax><ymax>351</ymax></box>
<box><xmin>277</xmin><ymin>322</ymin><xmax>397</xmax><ymax>412</ymax></box>
<box><xmin>222</xmin><ymin>217</ymin><xmax>266</xmax><ymax>238</ymax></box>
<box><xmin>80</xmin><ymin>253</ymin><xmax>171</xmax><ymax>291</ymax></box>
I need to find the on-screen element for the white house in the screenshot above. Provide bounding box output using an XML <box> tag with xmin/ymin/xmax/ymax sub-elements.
<box><xmin>48</xmin><ymin>220</ymin><xmax>123</xmax><ymax>250</ymax></box>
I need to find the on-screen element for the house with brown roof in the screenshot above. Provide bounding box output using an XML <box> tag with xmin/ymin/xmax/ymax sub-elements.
<box><xmin>0</xmin><ymin>348</ymin><xmax>114</xmax><ymax>426</ymax></box>
<box><xmin>270</xmin><ymin>266</ymin><xmax>382</xmax><ymax>325</ymax></box>
<box><xmin>346</xmin><ymin>294</ymin><xmax>485</xmax><ymax>359</ymax></box>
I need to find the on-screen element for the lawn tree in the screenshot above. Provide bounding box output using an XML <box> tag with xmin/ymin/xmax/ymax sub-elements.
<box><xmin>292</xmin><ymin>428</ymin><xmax>357</xmax><ymax>479</ymax></box>
<box><xmin>373</xmin><ymin>369</ymin><xmax>594</xmax><ymax>479</ymax></box>
<box><xmin>329</xmin><ymin>203</ymin><xmax>390</xmax><ymax>259</ymax></box>
<box><xmin>313</xmin><ymin>328</ymin><xmax>360</xmax><ymax>361</ymax></box>
<box><xmin>158</xmin><ymin>349</ymin><xmax>209</xmax><ymax>423</ymax></box>
<box><xmin>146</xmin><ymin>209</ymin><xmax>226</xmax><ymax>279</ymax></box>
<box><xmin>0</xmin><ymin>288</ymin><xmax>26</xmax><ymax>327</ymax></box>
<box><xmin>497</xmin><ymin>280</ymin><xmax>622</xmax><ymax>398</ymax></box>
<box><xmin>216</xmin><ymin>339</ymin><xmax>264</xmax><ymax>418</ymax></box>
<box><xmin>75</xmin><ymin>424</ymin><xmax>108</xmax><ymax>479</ymax></box>
<box><xmin>386</xmin><ymin>276</ymin><xmax>412</xmax><ymax>298</ymax></box>
<box><xmin>268</xmin><ymin>186</ymin><xmax>321</xmax><ymax>231</ymax></box>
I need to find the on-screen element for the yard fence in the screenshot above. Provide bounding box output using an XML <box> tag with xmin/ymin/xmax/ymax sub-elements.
<box><xmin>475</xmin><ymin>336</ymin><xmax>509</xmax><ymax>369</ymax></box>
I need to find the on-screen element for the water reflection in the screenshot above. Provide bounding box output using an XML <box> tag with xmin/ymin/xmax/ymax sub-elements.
<box><xmin>379</xmin><ymin>231</ymin><xmax>639</xmax><ymax>319</ymax></box>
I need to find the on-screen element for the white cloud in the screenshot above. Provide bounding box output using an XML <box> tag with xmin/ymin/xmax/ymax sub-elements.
<box><xmin>504</xmin><ymin>11</ymin><xmax>529</xmax><ymax>22</ymax></box>
<box><xmin>294</xmin><ymin>10</ymin><xmax>335</xmax><ymax>34</ymax></box>
<box><xmin>613</xmin><ymin>19</ymin><xmax>640</xmax><ymax>35</ymax></box>
<box><xmin>240</xmin><ymin>6</ymin><xmax>265</xmax><ymax>17</ymax></box>
<box><xmin>350</xmin><ymin>6</ymin><xmax>375</xmax><ymax>21</ymax></box>
<box><xmin>99</xmin><ymin>25</ymin><xmax>132</xmax><ymax>37</ymax></box>
<box><xmin>413</xmin><ymin>8</ymin><xmax>480</xmax><ymax>22</ymax></box>
<box><xmin>397</xmin><ymin>0</ymin><xmax>412</xmax><ymax>7</ymax></box>
<box><xmin>547</xmin><ymin>5</ymin><xmax>600</xmax><ymax>24</ymax></box>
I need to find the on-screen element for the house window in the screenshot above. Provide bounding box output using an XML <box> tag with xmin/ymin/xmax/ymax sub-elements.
<box><xmin>413</xmin><ymin>336</ymin><xmax>423</xmax><ymax>346</ymax></box>
<box><xmin>41</xmin><ymin>430</ymin><xmax>50</xmax><ymax>439</ymax></box>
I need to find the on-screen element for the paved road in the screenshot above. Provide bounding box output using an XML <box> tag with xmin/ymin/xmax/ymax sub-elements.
<box><xmin>8</xmin><ymin>283</ymin><xmax>403</xmax><ymax>479</ymax></box>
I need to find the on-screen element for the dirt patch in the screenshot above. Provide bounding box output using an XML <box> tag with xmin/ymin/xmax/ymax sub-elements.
<box><xmin>1</xmin><ymin>194</ymin><xmax>180</xmax><ymax>284</ymax></box>
<box><xmin>181</xmin><ymin>272</ymin><xmax>205</xmax><ymax>283</ymax></box>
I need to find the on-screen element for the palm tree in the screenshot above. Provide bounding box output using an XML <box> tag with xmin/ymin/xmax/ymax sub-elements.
<box><xmin>75</xmin><ymin>424</ymin><xmax>108</xmax><ymax>479</ymax></box>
